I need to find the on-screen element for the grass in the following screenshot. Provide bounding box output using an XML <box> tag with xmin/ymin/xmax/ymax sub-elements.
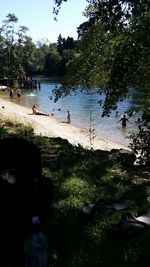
<box><xmin>0</xmin><ymin>119</ymin><xmax>150</xmax><ymax>267</ymax></box>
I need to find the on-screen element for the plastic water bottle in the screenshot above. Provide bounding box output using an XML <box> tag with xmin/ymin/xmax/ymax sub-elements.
<box><xmin>24</xmin><ymin>216</ymin><xmax>48</xmax><ymax>267</ymax></box>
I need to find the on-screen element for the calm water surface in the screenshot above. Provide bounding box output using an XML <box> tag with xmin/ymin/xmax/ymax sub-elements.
<box><xmin>7</xmin><ymin>76</ymin><xmax>139</xmax><ymax>146</ymax></box>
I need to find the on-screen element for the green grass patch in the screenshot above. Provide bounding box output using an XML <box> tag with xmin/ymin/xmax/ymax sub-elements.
<box><xmin>0</xmin><ymin>120</ymin><xmax>150</xmax><ymax>267</ymax></box>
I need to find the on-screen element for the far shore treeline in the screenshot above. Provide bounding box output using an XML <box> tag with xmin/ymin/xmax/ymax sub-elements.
<box><xmin>0</xmin><ymin>13</ymin><xmax>76</xmax><ymax>85</ymax></box>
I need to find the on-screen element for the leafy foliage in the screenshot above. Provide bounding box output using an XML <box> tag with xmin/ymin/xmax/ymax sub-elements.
<box><xmin>53</xmin><ymin>1</ymin><xmax>149</xmax><ymax>110</ymax></box>
<box><xmin>53</xmin><ymin>0</ymin><xmax>150</xmax><ymax>165</ymax></box>
<box><xmin>0</xmin><ymin>14</ymin><xmax>77</xmax><ymax>80</ymax></box>
<box><xmin>58</xmin><ymin>1</ymin><xmax>149</xmax><ymax>112</ymax></box>
<box><xmin>130</xmin><ymin>117</ymin><xmax>150</xmax><ymax>166</ymax></box>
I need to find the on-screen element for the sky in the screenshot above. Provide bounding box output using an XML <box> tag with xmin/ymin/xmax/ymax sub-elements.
<box><xmin>0</xmin><ymin>0</ymin><xmax>87</xmax><ymax>43</ymax></box>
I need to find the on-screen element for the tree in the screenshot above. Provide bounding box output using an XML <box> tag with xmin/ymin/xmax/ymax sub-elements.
<box><xmin>44</xmin><ymin>48</ymin><xmax>62</xmax><ymax>75</ymax></box>
<box><xmin>53</xmin><ymin>0</ymin><xmax>150</xmax><ymax>165</ymax></box>
<box><xmin>57</xmin><ymin>34</ymin><xmax>64</xmax><ymax>55</ymax></box>
<box><xmin>0</xmin><ymin>14</ymin><xmax>44</xmax><ymax>80</ymax></box>
<box><xmin>21</xmin><ymin>37</ymin><xmax>39</xmax><ymax>74</ymax></box>
<box><xmin>53</xmin><ymin>0</ymin><xmax>149</xmax><ymax>108</ymax></box>
<box><xmin>0</xmin><ymin>14</ymin><xmax>31</xmax><ymax>82</ymax></box>
<box><xmin>0</xmin><ymin>14</ymin><xmax>18</xmax><ymax>83</ymax></box>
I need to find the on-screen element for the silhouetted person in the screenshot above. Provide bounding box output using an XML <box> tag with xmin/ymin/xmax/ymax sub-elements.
<box><xmin>0</xmin><ymin>137</ymin><xmax>54</xmax><ymax>267</ymax></box>
<box><xmin>9</xmin><ymin>88</ymin><xmax>13</xmax><ymax>98</ymax></box>
<box><xmin>118</xmin><ymin>114</ymin><xmax>131</xmax><ymax>127</ymax></box>
<box><xmin>67</xmin><ymin>110</ymin><xmax>71</xmax><ymax>123</ymax></box>
<box><xmin>38</xmin><ymin>81</ymin><xmax>41</xmax><ymax>90</ymax></box>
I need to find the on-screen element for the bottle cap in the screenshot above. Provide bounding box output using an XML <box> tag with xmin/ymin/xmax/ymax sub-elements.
<box><xmin>32</xmin><ymin>216</ymin><xmax>40</xmax><ymax>225</ymax></box>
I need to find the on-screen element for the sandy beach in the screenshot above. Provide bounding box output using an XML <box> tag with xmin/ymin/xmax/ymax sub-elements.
<box><xmin>0</xmin><ymin>97</ymin><xmax>130</xmax><ymax>151</ymax></box>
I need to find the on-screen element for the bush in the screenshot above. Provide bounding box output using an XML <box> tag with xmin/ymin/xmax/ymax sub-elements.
<box><xmin>130</xmin><ymin>123</ymin><xmax>150</xmax><ymax>166</ymax></box>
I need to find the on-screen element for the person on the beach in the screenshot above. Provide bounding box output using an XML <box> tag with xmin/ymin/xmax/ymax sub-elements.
<box><xmin>32</xmin><ymin>105</ymin><xmax>37</xmax><ymax>114</ymax></box>
<box><xmin>32</xmin><ymin>105</ymin><xmax>49</xmax><ymax>116</ymax></box>
<box><xmin>67</xmin><ymin>110</ymin><xmax>71</xmax><ymax>123</ymax></box>
<box><xmin>117</xmin><ymin>114</ymin><xmax>131</xmax><ymax>127</ymax></box>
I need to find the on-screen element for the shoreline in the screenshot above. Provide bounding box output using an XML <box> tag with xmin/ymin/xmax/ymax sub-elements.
<box><xmin>0</xmin><ymin>97</ymin><xmax>130</xmax><ymax>151</ymax></box>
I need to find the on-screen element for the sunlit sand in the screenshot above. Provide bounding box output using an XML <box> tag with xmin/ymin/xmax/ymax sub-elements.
<box><xmin>0</xmin><ymin>98</ymin><xmax>130</xmax><ymax>151</ymax></box>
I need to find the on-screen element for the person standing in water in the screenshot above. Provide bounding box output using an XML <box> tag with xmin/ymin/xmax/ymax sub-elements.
<box><xmin>9</xmin><ymin>87</ymin><xmax>13</xmax><ymax>98</ymax></box>
<box><xmin>16</xmin><ymin>89</ymin><xmax>21</xmax><ymax>98</ymax></box>
<box><xmin>115</xmin><ymin>111</ymin><xmax>120</xmax><ymax>118</ymax></box>
<box><xmin>118</xmin><ymin>114</ymin><xmax>131</xmax><ymax>127</ymax></box>
<box><xmin>67</xmin><ymin>110</ymin><xmax>71</xmax><ymax>123</ymax></box>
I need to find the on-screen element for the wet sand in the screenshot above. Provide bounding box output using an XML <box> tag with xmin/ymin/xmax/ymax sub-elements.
<box><xmin>0</xmin><ymin>98</ymin><xmax>130</xmax><ymax>151</ymax></box>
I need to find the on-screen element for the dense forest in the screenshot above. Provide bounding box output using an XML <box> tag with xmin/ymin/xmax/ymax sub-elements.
<box><xmin>0</xmin><ymin>13</ymin><xmax>77</xmax><ymax>79</ymax></box>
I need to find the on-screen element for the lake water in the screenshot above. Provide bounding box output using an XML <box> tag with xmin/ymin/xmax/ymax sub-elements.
<box><xmin>7</xmin><ymin>75</ymin><xmax>140</xmax><ymax>146</ymax></box>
